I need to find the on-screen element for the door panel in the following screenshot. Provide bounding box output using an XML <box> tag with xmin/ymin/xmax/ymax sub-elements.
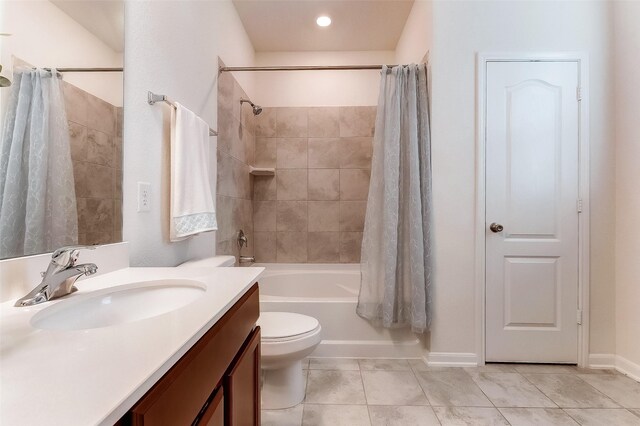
<box><xmin>485</xmin><ymin>61</ymin><xmax>579</xmax><ymax>363</ymax></box>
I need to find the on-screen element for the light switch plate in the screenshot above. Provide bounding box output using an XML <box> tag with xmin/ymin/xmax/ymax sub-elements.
<box><xmin>137</xmin><ymin>182</ymin><xmax>151</xmax><ymax>212</ymax></box>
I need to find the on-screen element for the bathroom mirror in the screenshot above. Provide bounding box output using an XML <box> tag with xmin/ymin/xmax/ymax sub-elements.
<box><xmin>0</xmin><ymin>1</ymin><xmax>124</xmax><ymax>260</ymax></box>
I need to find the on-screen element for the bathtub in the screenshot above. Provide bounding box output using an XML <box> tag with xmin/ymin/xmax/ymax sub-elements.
<box><xmin>255</xmin><ymin>263</ymin><xmax>423</xmax><ymax>358</ymax></box>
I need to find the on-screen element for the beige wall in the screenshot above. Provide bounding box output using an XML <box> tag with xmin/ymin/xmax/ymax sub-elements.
<box><xmin>123</xmin><ymin>0</ymin><xmax>255</xmax><ymax>266</ymax></box>
<box><xmin>395</xmin><ymin>0</ymin><xmax>433</xmax><ymax>64</ymax></box>
<box><xmin>64</xmin><ymin>81</ymin><xmax>123</xmax><ymax>246</ymax></box>
<box><xmin>0</xmin><ymin>0</ymin><xmax>123</xmax><ymax>108</ymax></box>
<box><xmin>613</xmin><ymin>1</ymin><xmax>640</xmax><ymax>368</ymax></box>
<box><xmin>215</xmin><ymin>61</ymin><xmax>255</xmax><ymax>260</ymax></box>
<box><xmin>253</xmin><ymin>51</ymin><xmax>393</xmax><ymax>107</ymax></box>
<box><xmin>252</xmin><ymin>106</ymin><xmax>375</xmax><ymax>263</ymax></box>
<box><xmin>429</xmin><ymin>0</ymin><xmax>615</xmax><ymax>357</ymax></box>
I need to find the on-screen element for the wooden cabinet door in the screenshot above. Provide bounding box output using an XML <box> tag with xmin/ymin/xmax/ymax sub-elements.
<box><xmin>199</xmin><ymin>387</ymin><xmax>224</xmax><ymax>426</ymax></box>
<box><xmin>224</xmin><ymin>327</ymin><xmax>261</xmax><ymax>426</ymax></box>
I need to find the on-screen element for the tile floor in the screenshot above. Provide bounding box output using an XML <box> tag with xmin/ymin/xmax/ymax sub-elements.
<box><xmin>261</xmin><ymin>358</ymin><xmax>640</xmax><ymax>426</ymax></box>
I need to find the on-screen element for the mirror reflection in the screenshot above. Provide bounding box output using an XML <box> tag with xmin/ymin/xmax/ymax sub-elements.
<box><xmin>0</xmin><ymin>0</ymin><xmax>124</xmax><ymax>259</ymax></box>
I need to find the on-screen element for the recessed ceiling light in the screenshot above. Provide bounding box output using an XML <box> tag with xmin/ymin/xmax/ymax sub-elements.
<box><xmin>316</xmin><ymin>16</ymin><xmax>332</xmax><ymax>27</ymax></box>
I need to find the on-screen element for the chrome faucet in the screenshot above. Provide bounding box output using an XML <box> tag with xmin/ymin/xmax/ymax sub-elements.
<box><xmin>237</xmin><ymin>230</ymin><xmax>255</xmax><ymax>264</ymax></box>
<box><xmin>14</xmin><ymin>246</ymin><xmax>98</xmax><ymax>307</ymax></box>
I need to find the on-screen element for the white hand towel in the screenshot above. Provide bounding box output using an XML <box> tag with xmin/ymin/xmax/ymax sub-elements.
<box><xmin>170</xmin><ymin>102</ymin><xmax>217</xmax><ymax>241</ymax></box>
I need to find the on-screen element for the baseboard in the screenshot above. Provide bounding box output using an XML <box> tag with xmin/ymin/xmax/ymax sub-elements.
<box><xmin>311</xmin><ymin>339</ymin><xmax>423</xmax><ymax>358</ymax></box>
<box><xmin>616</xmin><ymin>355</ymin><xmax>640</xmax><ymax>382</ymax></box>
<box><xmin>588</xmin><ymin>353</ymin><xmax>617</xmax><ymax>369</ymax></box>
<box><xmin>426</xmin><ymin>352</ymin><xmax>478</xmax><ymax>367</ymax></box>
<box><xmin>589</xmin><ymin>353</ymin><xmax>640</xmax><ymax>381</ymax></box>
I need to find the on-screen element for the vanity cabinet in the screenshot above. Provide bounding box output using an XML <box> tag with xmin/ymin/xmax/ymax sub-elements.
<box><xmin>116</xmin><ymin>284</ymin><xmax>260</xmax><ymax>426</ymax></box>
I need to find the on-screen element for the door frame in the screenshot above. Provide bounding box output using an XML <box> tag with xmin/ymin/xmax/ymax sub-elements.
<box><xmin>475</xmin><ymin>52</ymin><xmax>590</xmax><ymax>367</ymax></box>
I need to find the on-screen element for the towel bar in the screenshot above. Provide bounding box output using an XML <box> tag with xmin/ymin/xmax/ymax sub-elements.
<box><xmin>147</xmin><ymin>91</ymin><xmax>218</xmax><ymax>136</ymax></box>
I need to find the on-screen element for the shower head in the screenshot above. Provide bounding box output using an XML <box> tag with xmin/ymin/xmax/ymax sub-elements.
<box><xmin>240</xmin><ymin>98</ymin><xmax>263</xmax><ymax>116</ymax></box>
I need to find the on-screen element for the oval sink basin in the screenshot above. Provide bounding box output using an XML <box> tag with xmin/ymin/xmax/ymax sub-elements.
<box><xmin>31</xmin><ymin>279</ymin><xmax>206</xmax><ymax>331</ymax></box>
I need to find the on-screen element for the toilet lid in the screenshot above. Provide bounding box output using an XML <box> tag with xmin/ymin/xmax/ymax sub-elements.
<box><xmin>258</xmin><ymin>312</ymin><xmax>320</xmax><ymax>340</ymax></box>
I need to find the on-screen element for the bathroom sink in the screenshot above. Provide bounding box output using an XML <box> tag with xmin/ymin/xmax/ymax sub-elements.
<box><xmin>30</xmin><ymin>279</ymin><xmax>206</xmax><ymax>331</ymax></box>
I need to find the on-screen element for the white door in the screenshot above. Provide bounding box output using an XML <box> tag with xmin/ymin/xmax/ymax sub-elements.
<box><xmin>485</xmin><ymin>61</ymin><xmax>580</xmax><ymax>363</ymax></box>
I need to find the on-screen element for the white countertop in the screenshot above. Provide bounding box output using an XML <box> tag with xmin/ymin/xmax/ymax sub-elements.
<box><xmin>0</xmin><ymin>266</ymin><xmax>264</xmax><ymax>426</ymax></box>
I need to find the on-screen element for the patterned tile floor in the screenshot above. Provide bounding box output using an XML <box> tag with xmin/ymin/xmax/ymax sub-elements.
<box><xmin>261</xmin><ymin>358</ymin><xmax>640</xmax><ymax>426</ymax></box>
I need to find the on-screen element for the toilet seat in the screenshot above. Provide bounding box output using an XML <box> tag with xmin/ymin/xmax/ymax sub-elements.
<box><xmin>258</xmin><ymin>312</ymin><xmax>320</xmax><ymax>342</ymax></box>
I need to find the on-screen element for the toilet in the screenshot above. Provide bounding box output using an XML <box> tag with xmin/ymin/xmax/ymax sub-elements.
<box><xmin>178</xmin><ymin>257</ymin><xmax>321</xmax><ymax>409</ymax></box>
<box><xmin>258</xmin><ymin>312</ymin><xmax>321</xmax><ymax>409</ymax></box>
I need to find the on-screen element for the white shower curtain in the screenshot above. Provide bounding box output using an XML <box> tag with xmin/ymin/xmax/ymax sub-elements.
<box><xmin>0</xmin><ymin>69</ymin><xmax>78</xmax><ymax>258</ymax></box>
<box><xmin>357</xmin><ymin>64</ymin><xmax>432</xmax><ymax>333</ymax></box>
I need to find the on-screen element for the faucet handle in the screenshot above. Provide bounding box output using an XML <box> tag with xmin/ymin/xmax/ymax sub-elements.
<box><xmin>51</xmin><ymin>245</ymin><xmax>97</xmax><ymax>267</ymax></box>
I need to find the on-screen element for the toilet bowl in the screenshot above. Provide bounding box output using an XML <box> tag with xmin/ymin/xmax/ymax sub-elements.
<box><xmin>258</xmin><ymin>312</ymin><xmax>321</xmax><ymax>409</ymax></box>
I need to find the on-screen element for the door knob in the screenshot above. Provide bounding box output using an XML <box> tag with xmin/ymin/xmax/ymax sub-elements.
<box><xmin>489</xmin><ymin>223</ymin><xmax>504</xmax><ymax>233</ymax></box>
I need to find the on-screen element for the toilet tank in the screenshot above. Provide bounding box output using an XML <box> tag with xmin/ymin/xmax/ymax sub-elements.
<box><xmin>178</xmin><ymin>255</ymin><xmax>236</xmax><ymax>268</ymax></box>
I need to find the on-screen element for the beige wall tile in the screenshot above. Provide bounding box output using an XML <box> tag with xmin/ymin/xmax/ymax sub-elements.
<box><xmin>339</xmin><ymin>137</ymin><xmax>373</xmax><ymax>169</ymax></box>
<box><xmin>115</xmin><ymin>136</ymin><xmax>123</xmax><ymax>170</ymax></box>
<box><xmin>253</xmin><ymin>200</ymin><xmax>276</xmax><ymax>231</ymax></box>
<box><xmin>238</xmin><ymin>198</ymin><xmax>254</xmax><ymax>234</ymax></box>
<box><xmin>229</xmin><ymin>118</ymin><xmax>247</xmax><ymax>162</ymax></box>
<box><xmin>116</xmin><ymin>108</ymin><xmax>123</xmax><ymax>138</ymax></box>
<box><xmin>308</xmin><ymin>232</ymin><xmax>340</xmax><ymax>263</ymax></box>
<box><xmin>256</xmin><ymin>107</ymin><xmax>277</xmax><ymax>137</ymax></box>
<box><xmin>308</xmin><ymin>138</ymin><xmax>340</xmax><ymax>168</ymax></box>
<box><xmin>231</xmin><ymin>158</ymin><xmax>251</xmax><ymax>199</ymax></box>
<box><xmin>255</xmin><ymin>138</ymin><xmax>277</xmax><ymax>168</ymax></box>
<box><xmin>339</xmin><ymin>106</ymin><xmax>377</xmax><ymax>137</ymax></box>
<box><xmin>85</xmin><ymin>231</ymin><xmax>113</xmax><ymax>246</ymax></box>
<box><xmin>216</xmin><ymin>108</ymin><xmax>237</xmax><ymax>154</ymax></box>
<box><xmin>217</xmin><ymin>61</ymin><xmax>235</xmax><ymax>118</ymax></box>
<box><xmin>277</xmin><ymin>201</ymin><xmax>308</xmax><ymax>232</ymax></box>
<box><xmin>308</xmin><ymin>201</ymin><xmax>339</xmax><ymax>232</ymax></box>
<box><xmin>240</xmin><ymin>102</ymin><xmax>256</xmax><ymax>136</ymax></box>
<box><xmin>86</xmin><ymin>129</ymin><xmax>114</xmax><ymax>167</ymax></box>
<box><xmin>308</xmin><ymin>169</ymin><xmax>339</xmax><ymax>200</ymax></box>
<box><xmin>340</xmin><ymin>232</ymin><xmax>363</xmax><ymax>263</ymax></box>
<box><xmin>276</xmin><ymin>107</ymin><xmax>308</xmax><ymax>137</ymax></box>
<box><xmin>68</xmin><ymin>122</ymin><xmax>87</xmax><ymax>161</ymax></box>
<box><xmin>77</xmin><ymin>198</ymin><xmax>114</xmax><ymax>235</ymax></box>
<box><xmin>277</xmin><ymin>232</ymin><xmax>308</xmax><ymax>262</ymax></box>
<box><xmin>216</xmin><ymin>151</ymin><xmax>235</xmax><ymax>197</ymax></box>
<box><xmin>254</xmin><ymin>232</ymin><xmax>277</xmax><ymax>262</ymax></box>
<box><xmin>86</xmin><ymin>92</ymin><xmax>116</xmax><ymax>136</ymax></box>
<box><xmin>215</xmin><ymin>195</ymin><xmax>235</xmax><ymax>242</ymax></box>
<box><xmin>63</xmin><ymin>82</ymin><xmax>87</xmax><ymax>126</ymax></box>
<box><xmin>277</xmin><ymin>138</ymin><xmax>308</xmax><ymax>169</ymax></box>
<box><xmin>242</xmin><ymin>126</ymin><xmax>255</xmax><ymax>165</ymax></box>
<box><xmin>340</xmin><ymin>169</ymin><xmax>370</xmax><ymax>200</ymax></box>
<box><xmin>308</xmin><ymin>107</ymin><xmax>340</xmax><ymax>138</ymax></box>
<box><xmin>277</xmin><ymin>169</ymin><xmax>307</xmax><ymax>200</ymax></box>
<box><xmin>73</xmin><ymin>162</ymin><xmax>114</xmax><ymax>199</ymax></box>
<box><xmin>232</xmin><ymin>78</ymin><xmax>246</xmax><ymax>121</ymax></box>
<box><xmin>114</xmin><ymin>199</ymin><xmax>122</xmax><ymax>233</ymax></box>
<box><xmin>113</xmin><ymin>167</ymin><xmax>123</xmax><ymax>200</ymax></box>
<box><xmin>253</xmin><ymin>175</ymin><xmax>277</xmax><ymax>200</ymax></box>
<box><xmin>339</xmin><ymin>201</ymin><xmax>367</xmax><ymax>231</ymax></box>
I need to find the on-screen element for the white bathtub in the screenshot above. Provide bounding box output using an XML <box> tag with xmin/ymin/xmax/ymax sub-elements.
<box><xmin>256</xmin><ymin>263</ymin><xmax>423</xmax><ymax>358</ymax></box>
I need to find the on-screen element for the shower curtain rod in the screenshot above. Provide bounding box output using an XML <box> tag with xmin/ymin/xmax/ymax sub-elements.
<box><xmin>219</xmin><ymin>64</ymin><xmax>399</xmax><ymax>72</ymax></box>
<box><xmin>43</xmin><ymin>67</ymin><xmax>123</xmax><ymax>72</ymax></box>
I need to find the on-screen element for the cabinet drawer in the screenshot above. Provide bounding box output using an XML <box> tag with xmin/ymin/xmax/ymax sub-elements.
<box><xmin>130</xmin><ymin>284</ymin><xmax>259</xmax><ymax>425</ymax></box>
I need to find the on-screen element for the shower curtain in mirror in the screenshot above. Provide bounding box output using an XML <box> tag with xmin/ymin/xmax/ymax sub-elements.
<box><xmin>0</xmin><ymin>69</ymin><xmax>77</xmax><ymax>258</ymax></box>
<box><xmin>357</xmin><ymin>64</ymin><xmax>432</xmax><ymax>333</ymax></box>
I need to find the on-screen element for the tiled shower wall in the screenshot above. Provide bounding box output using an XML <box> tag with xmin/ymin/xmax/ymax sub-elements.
<box><xmin>63</xmin><ymin>81</ymin><xmax>123</xmax><ymax>246</ymax></box>
<box><xmin>252</xmin><ymin>106</ymin><xmax>376</xmax><ymax>263</ymax></box>
<box><xmin>215</xmin><ymin>61</ymin><xmax>255</xmax><ymax>259</ymax></box>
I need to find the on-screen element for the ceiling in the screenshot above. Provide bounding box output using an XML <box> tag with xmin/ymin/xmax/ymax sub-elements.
<box><xmin>232</xmin><ymin>0</ymin><xmax>415</xmax><ymax>52</ymax></box>
<box><xmin>51</xmin><ymin>0</ymin><xmax>124</xmax><ymax>53</ymax></box>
